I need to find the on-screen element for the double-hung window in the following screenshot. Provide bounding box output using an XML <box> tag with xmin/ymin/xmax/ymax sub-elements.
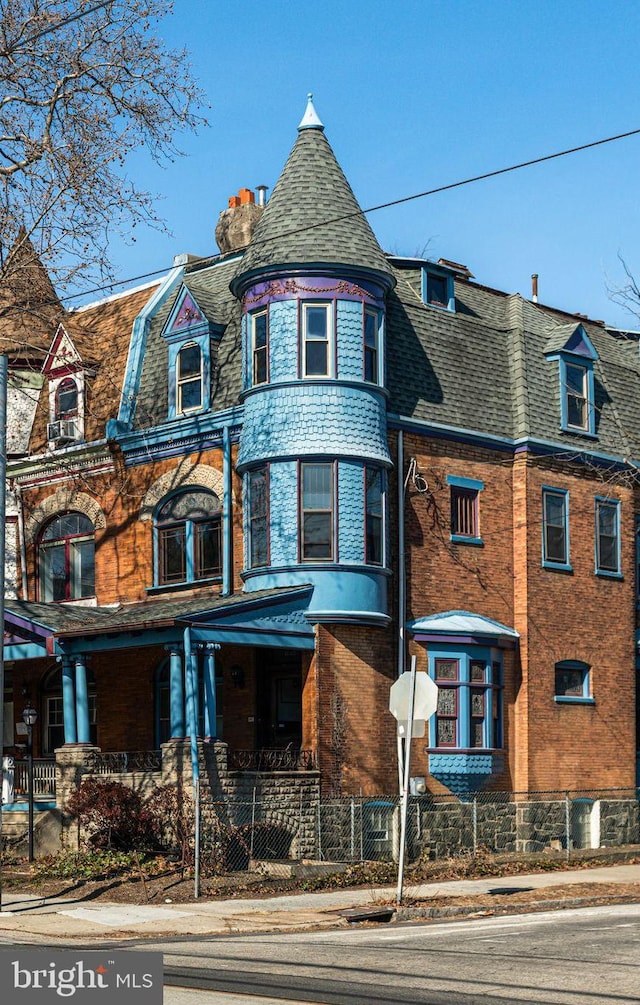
<box><xmin>565</xmin><ymin>362</ymin><xmax>589</xmax><ymax>431</ymax></box>
<box><xmin>365</xmin><ymin>467</ymin><xmax>384</xmax><ymax>566</ymax></box>
<box><xmin>248</xmin><ymin>466</ymin><xmax>269</xmax><ymax>568</ymax></box>
<box><xmin>176</xmin><ymin>342</ymin><xmax>203</xmax><ymax>413</ymax></box>
<box><xmin>542</xmin><ymin>487</ymin><xmax>570</xmax><ymax>570</ymax></box>
<box><xmin>55</xmin><ymin>377</ymin><xmax>78</xmax><ymax>419</ymax></box>
<box><xmin>364</xmin><ymin>309</ymin><xmax>379</xmax><ymax>383</ymax></box>
<box><xmin>302</xmin><ymin>303</ymin><xmax>331</xmax><ymax>377</ymax></box>
<box><xmin>251</xmin><ymin>309</ymin><xmax>269</xmax><ymax>385</ymax></box>
<box><xmin>300</xmin><ymin>462</ymin><xmax>334</xmax><ymax>560</ymax></box>
<box><xmin>595</xmin><ymin>498</ymin><xmax>621</xmax><ymax>576</ymax></box>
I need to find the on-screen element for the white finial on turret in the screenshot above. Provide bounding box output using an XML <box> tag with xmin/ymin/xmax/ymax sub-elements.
<box><xmin>298</xmin><ymin>93</ymin><xmax>324</xmax><ymax>131</ymax></box>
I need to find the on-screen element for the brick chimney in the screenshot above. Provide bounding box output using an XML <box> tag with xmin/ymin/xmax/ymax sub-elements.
<box><xmin>215</xmin><ymin>188</ymin><xmax>266</xmax><ymax>254</ymax></box>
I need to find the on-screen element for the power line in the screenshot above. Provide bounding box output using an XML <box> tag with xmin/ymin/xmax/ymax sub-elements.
<box><xmin>56</xmin><ymin>123</ymin><xmax>640</xmax><ymax>305</ymax></box>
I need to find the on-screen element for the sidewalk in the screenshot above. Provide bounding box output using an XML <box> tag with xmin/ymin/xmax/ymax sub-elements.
<box><xmin>0</xmin><ymin>863</ymin><xmax>639</xmax><ymax>941</ymax></box>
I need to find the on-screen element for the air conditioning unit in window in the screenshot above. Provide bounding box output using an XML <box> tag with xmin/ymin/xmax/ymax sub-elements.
<box><xmin>47</xmin><ymin>419</ymin><xmax>77</xmax><ymax>443</ymax></box>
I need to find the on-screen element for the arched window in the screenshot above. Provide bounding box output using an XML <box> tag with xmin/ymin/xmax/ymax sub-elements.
<box><xmin>39</xmin><ymin>512</ymin><xmax>95</xmax><ymax>602</ymax></box>
<box><xmin>155</xmin><ymin>489</ymin><xmax>222</xmax><ymax>586</ymax></box>
<box><xmin>55</xmin><ymin>377</ymin><xmax>78</xmax><ymax>419</ymax></box>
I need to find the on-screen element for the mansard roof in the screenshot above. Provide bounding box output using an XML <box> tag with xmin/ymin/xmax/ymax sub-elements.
<box><xmin>232</xmin><ymin>122</ymin><xmax>395</xmax><ymax>291</ymax></box>
<box><xmin>387</xmin><ymin>260</ymin><xmax>640</xmax><ymax>458</ymax></box>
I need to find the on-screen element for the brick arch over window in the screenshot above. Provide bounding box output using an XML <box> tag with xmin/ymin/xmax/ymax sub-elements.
<box><xmin>25</xmin><ymin>490</ymin><xmax>106</xmax><ymax>545</ymax></box>
<box><xmin>140</xmin><ymin>462</ymin><xmax>231</xmax><ymax>521</ymax></box>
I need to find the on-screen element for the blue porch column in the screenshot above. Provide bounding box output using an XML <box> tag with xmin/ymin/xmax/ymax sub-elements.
<box><xmin>74</xmin><ymin>657</ymin><xmax>91</xmax><ymax>744</ymax></box>
<box><xmin>61</xmin><ymin>656</ymin><xmax>77</xmax><ymax>745</ymax></box>
<box><xmin>202</xmin><ymin>643</ymin><xmax>221</xmax><ymax>740</ymax></box>
<box><xmin>169</xmin><ymin>647</ymin><xmax>185</xmax><ymax>738</ymax></box>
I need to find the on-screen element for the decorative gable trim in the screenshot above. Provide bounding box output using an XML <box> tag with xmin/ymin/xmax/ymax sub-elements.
<box><xmin>544</xmin><ymin>323</ymin><xmax>599</xmax><ymax>361</ymax></box>
<box><xmin>42</xmin><ymin>324</ymin><xmax>83</xmax><ymax>378</ymax></box>
<box><xmin>161</xmin><ymin>285</ymin><xmax>222</xmax><ymax>343</ymax></box>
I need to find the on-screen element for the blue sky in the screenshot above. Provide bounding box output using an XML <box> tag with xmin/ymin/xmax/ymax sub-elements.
<box><xmin>103</xmin><ymin>0</ymin><xmax>640</xmax><ymax>329</ymax></box>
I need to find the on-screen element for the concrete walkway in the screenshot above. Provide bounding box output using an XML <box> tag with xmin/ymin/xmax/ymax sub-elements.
<box><xmin>0</xmin><ymin>863</ymin><xmax>638</xmax><ymax>941</ymax></box>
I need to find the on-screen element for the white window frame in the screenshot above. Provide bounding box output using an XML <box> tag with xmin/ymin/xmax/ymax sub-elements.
<box><xmin>301</xmin><ymin>302</ymin><xmax>332</xmax><ymax>378</ymax></box>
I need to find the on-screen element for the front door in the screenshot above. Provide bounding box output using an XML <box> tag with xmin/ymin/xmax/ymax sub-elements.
<box><xmin>256</xmin><ymin>649</ymin><xmax>302</xmax><ymax>748</ymax></box>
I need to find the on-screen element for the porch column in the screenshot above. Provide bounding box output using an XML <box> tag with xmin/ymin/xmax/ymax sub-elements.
<box><xmin>169</xmin><ymin>647</ymin><xmax>185</xmax><ymax>738</ymax></box>
<box><xmin>184</xmin><ymin>638</ymin><xmax>199</xmax><ymax>740</ymax></box>
<box><xmin>61</xmin><ymin>656</ymin><xmax>77</xmax><ymax>745</ymax></box>
<box><xmin>202</xmin><ymin>643</ymin><xmax>221</xmax><ymax>740</ymax></box>
<box><xmin>74</xmin><ymin>656</ymin><xmax>90</xmax><ymax>744</ymax></box>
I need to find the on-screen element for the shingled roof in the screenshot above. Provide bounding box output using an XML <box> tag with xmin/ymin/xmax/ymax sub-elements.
<box><xmin>232</xmin><ymin>102</ymin><xmax>395</xmax><ymax>291</ymax></box>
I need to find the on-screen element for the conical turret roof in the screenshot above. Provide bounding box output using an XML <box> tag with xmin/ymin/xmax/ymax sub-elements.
<box><xmin>233</xmin><ymin>106</ymin><xmax>394</xmax><ymax>292</ymax></box>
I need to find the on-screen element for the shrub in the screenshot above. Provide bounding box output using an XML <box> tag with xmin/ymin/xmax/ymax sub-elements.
<box><xmin>66</xmin><ymin>778</ymin><xmax>158</xmax><ymax>851</ymax></box>
<box><xmin>144</xmin><ymin>785</ymin><xmax>194</xmax><ymax>871</ymax></box>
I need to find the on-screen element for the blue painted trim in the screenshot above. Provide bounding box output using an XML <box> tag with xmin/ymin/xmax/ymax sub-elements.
<box><xmin>62</xmin><ymin>657</ymin><xmax>77</xmax><ymax>745</ymax></box>
<box><xmin>450</xmin><ymin>534</ymin><xmax>484</xmax><ymax>547</ymax></box>
<box><xmin>2</xmin><ymin>801</ymin><xmax>57</xmax><ymax>812</ymax></box>
<box><xmin>75</xmin><ymin>659</ymin><xmax>90</xmax><ymax>747</ymax></box>
<box><xmin>553</xmin><ymin>356</ymin><xmax>596</xmax><ymax>437</ymax></box>
<box><xmin>169</xmin><ymin>649</ymin><xmax>185</xmax><ymax>738</ymax></box>
<box><xmin>421</xmin><ymin>266</ymin><xmax>455</xmax><ymax>312</ymax></box>
<box><xmin>118</xmin><ymin>266</ymin><xmax>184</xmax><ymax>427</ymax></box>
<box><xmin>542</xmin><ymin>486</ymin><xmax>571</xmax><ymax>571</ymax></box>
<box><xmin>446</xmin><ymin>475</ymin><xmax>484</xmax><ymax>491</ymax></box>
<box><xmin>167</xmin><ymin>333</ymin><xmax>210</xmax><ymax>419</ymax></box>
<box><xmin>594</xmin><ymin>496</ymin><xmax>621</xmax><ymax>576</ymax></box>
<box><xmin>242</xmin><ymin>561</ymin><xmax>392</xmax><ymax>579</ymax></box>
<box><xmin>388</xmin><ymin>415</ymin><xmax>637</xmax><ymax>469</ymax></box>
<box><xmin>183</xmin><ymin>626</ymin><xmax>199</xmax><ymax>784</ymax></box>
<box><xmin>222</xmin><ymin>425</ymin><xmax>232</xmax><ymax>596</ymax></box>
<box><xmin>424</xmin><ymin>643</ymin><xmax>503</xmax><ymax>752</ymax></box>
<box><xmin>4</xmin><ymin>642</ymin><xmax>47</xmax><ymax>661</ymax></box>
<box><xmin>241</xmin><ymin>377</ymin><xmax>389</xmax><ymax>402</ymax></box>
<box><xmin>112</xmin><ymin>406</ymin><xmax>244</xmax><ymax>457</ymax></box>
<box><xmin>554</xmin><ymin>696</ymin><xmax>596</xmax><ymax>705</ymax></box>
<box><xmin>203</xmin><ymin>651</ymin><xmax>217</xmax><ymax>740</ymax></box>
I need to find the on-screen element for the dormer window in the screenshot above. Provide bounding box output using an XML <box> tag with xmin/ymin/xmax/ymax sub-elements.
<box><xmin>55</xmin><ymin>377</ymin><xmax>78</xmax><ymax>419</ymax></box>
<box><xmin>545</xmin><ymin>323</ymin><xmax>598</xmax><ymax>438</ymax></box>
<box><xmin>176</xmin><ymin>342</ymin><xmax>202</xmax><ymax>413</ymax></box>
<box><xmin>162</xmin><ymin>285</ymin><xmax>219</xmax><ymax>419</ymax></box>
<box><xmin>422</xmin><ymin>266</ymin><xmax>454</xmax><ymax>312</ymax></box>
<box><xmin>43</xmin><ymin>324</ymin><xmax>86</xmax><ymax>446</ymax></box>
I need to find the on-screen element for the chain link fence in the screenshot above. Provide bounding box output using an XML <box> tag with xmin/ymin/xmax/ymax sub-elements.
<box><xmin>191</xmin><ymin>787</ymin><xmax>640</xmax><ymax>876</ymax></box>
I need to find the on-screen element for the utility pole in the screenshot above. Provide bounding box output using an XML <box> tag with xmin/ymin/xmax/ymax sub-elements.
<box><xmin>0</xmin><ymin>354</ymin><xmax>8</xmax><ymax>911</ymax></box>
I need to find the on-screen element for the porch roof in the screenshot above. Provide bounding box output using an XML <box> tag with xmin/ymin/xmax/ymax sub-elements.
<box><xmin>4</xmin><ymin>586</ymin><xmax>316</xmax><ymax>658</ymax></box>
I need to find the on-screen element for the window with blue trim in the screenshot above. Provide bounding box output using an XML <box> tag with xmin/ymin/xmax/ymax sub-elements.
<box><xmin>251</xmin><ymin>309</ymin><xmax>269</xmax><ymax>385</ymax></box>
<box><xmin>365</xmin><ymin>466</ymin><xmax>384</xmax><ymax>566</ymax></box>
<box><xmin>162</xmin><ymin>286</ymin><xmax>217</xmax><ymax>418</ymax></box>
<box><xmin>554</xmin><ymin>660</ymin><xmax>592</xmax><ymax>703</ymax></box>
<box><xmin>155</xmin><ymin>489</ymin><xmax>221</xmax><ymax>587</ymax></box>
<box><xmin>542</xmin><ymin>488</ymin><xmax>570</xmax><ymax>569</ymax></box>
<box><xmin>545</xmin><ymin>324</ymin><xmax>598</xmax><ymax>437</ymax></box>
<box><xmin>248</xmin><ymin>466</ymin><xmax>269</xmax><ymax>569</ymax></box>
<box><xmin>422</xmin><ymin>266</ymin><xmax>454</xmax><ymax>312</ymax></box>
<box><xmin>595</xmin><ymin>498</ymin><xmax>620</xmax><ymax>576</ymax></box>
<box><xmin>429</xmin><ymin>648</ymin><xmax>502</xmax><ymax>751</ymax></box>
<box><xmin>364</xmin><ymin>308</ymin><xmax>381</xmax><ymax>384</ymax></box>
<box><xmin>447</xmin><ymin>475</ymin><xmax>483</xmax><ymax>545</ymax></box>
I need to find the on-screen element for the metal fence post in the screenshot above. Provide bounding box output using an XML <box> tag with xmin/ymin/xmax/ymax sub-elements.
<box><xmin>317</xmin><ymin>799</ymin><xmax>322</xmax><ymax>861</ymax></box>
<box><xmin>473</xmin><ymin>794</ymin><xmax>478</xmax><ymax>854</ymax></box>
<box><xmin>565</xmin><ymin>792</ymin><xmax>571</xmax><ymax>861</ymax></box>
<box><xmin>350</xmin><ymin>796</ymin><xmax>355</xmax><ymax>860</ymax></box>
<box><xmin>360</xmin><ymin>790</ymin><xmax>364</xmax><ymax>862</ymax></box>
<box><xmin>250</xmin><ymin>787</ymin><xmax>257</xmax><ymax>858</ymax></box>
